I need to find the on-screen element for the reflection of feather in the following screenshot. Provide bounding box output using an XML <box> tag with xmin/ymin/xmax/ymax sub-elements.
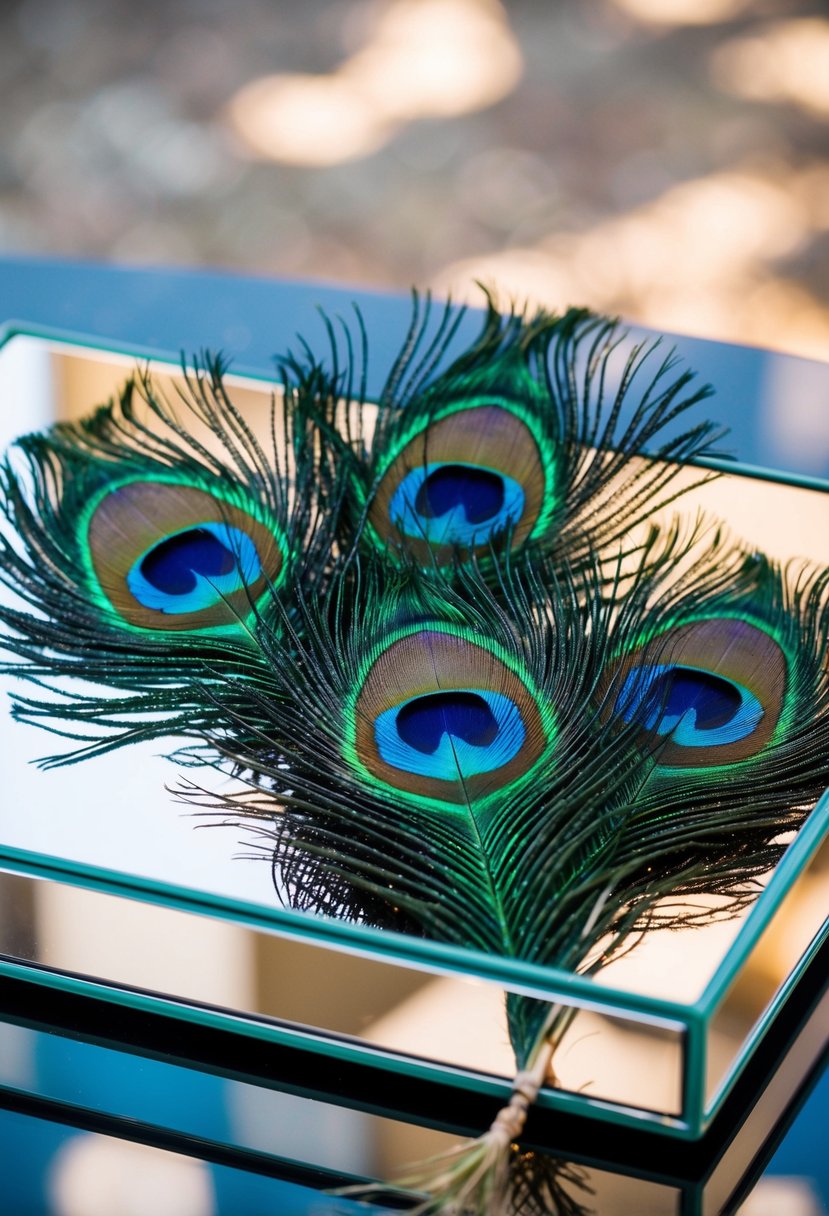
<box><xmin>1</xmin><ymin>300</ymin><xmax>828</xmax><ymax>1216</ymax></box>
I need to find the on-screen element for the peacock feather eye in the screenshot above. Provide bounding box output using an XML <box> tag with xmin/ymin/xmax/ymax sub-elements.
<box><xmin>367</xmin><ymin>403</ymin><xmax>553</xmax><ymax>564</ymax></box>
<box><xmin>85</xmin><ymin>478</ymin><xmax>287</xmax><ymax>632</ymax></box>
<box><xmin>606</xmin><ymin>617</ymin><xmax>788</xmax><ymax>767</ymax></box>
<box><xmin>349</xmin><ymin>625</ymin><xmax>554</xmax><ymax>806</ymax></box>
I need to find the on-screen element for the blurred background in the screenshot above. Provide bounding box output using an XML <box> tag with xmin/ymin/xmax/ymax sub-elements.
<box><xmin>0</xmin><ymin>0</ymin><xmax>828</xmax><ymax>360</ymax></box>
<box><xmin>1</xmin><ymin>3</ymin><xmax>828</xmax><ymax>1211</ymax></box>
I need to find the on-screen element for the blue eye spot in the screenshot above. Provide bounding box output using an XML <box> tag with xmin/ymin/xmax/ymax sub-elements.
<box><xmin>127</xmin><ymin>523</ymin><xmax>262</xmax><ymax>614</ymax></box>
<box><xmin>140</xmin><ymin>528</ymin><xmax>236</xmax><ymax>596</ymax></box>
<box><xmin>396</xmin><ymin>691</ymin><xmax>499</xmax><ymax>755</ymax></box>
<box><xmin>374</xmin><ymin>688</ymin><xmax>526</xmax><ymax>782</ymax></box>
<box><xmin>616</xmin><ymin>664</ymin><xmax>764</xmax><ymax>749</ymax></box>
<box><xmin>415</xmin><ymin>465</ymin><xmax>505</xmax><ymax>526</ymax></box>
<box><xmin>389</xmin><ymin>462</ymin><xmax>525</xmax><ymax>546</ymax></box>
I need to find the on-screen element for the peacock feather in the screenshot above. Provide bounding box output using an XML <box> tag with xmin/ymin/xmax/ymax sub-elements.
<box><xmin>0</xmin><ymin>355</ymin><xmax>340</xmax><ymax>758</ymax></box>
<box><xmin>279</xmin><ymin>295</ymin><xmax>728</xmax><ymax>570</ymax></box>
<box><xmin>1</xmin><ymin>299</ymin><xmax>827</xmax><ymax>1216</ymax></box>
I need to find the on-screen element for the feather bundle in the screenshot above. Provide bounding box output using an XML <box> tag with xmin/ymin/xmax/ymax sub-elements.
<box><xmin>1</xmin><ymin>297</ymin><xmax>828</xmax><ymax>1216</ymax></box>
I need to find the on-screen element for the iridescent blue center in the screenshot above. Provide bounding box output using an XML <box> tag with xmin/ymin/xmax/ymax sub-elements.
<box><xmin>616</xmin><ymin>663</ymin><xmax>764</xmax><ymax>748</ymax></box>
<box><xmin>127</xmin><ymin>522</ymin><xmax>261</xmax><ymax>614</ymax></box>
<box><xmin>389</xmin><ymin>462</ymin><xmax>524</xmax><ymax>546</ymax></box>
<box><xmin>397</xmin><ymin>691</ymin><xmax>499</xmax><ymax>753</ymax></box>
<box><xmin>375</xmin><ymin>688</ymin><xmax>526</xmax><ymax>781</ymax></box>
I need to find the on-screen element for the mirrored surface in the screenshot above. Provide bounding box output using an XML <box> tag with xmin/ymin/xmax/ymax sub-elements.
<box><xmin>0</xmin><ymin>334</ymin><xmax>826</xmax><ymax>1128</ymax></box>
